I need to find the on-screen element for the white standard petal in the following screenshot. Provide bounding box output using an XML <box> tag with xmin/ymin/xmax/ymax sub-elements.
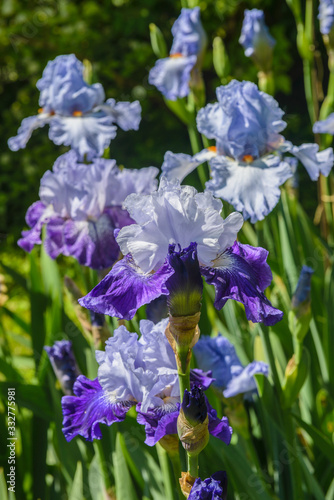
<box><xmin>49</xmin><ymin>113</ymin><xmax>117</xmax><ymax>160</ymax></box>
<box><xmin>206</xmin><ymin>154</ymin><xmax>293</xmax><ymax>223</ymax></box>
<box><xmin>162</xmin><ymin>148</ymin><xmax>217</xmax><ymax>182</ymax></box>
<box><xmin>291</xmin><ymin>143</ymin><xmax>334</xmax><ymax>180</ymax></box>
<box><xmin>117</xmin><ymin>177</ymin><xmax>243</xmax><ymax>273</ymax></box>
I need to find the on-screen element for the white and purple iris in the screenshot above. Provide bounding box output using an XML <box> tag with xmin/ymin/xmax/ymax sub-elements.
<box><xmin>162</xmin><ymin>80</ymin><xmax>334</xmax><ymax>223</ymax></box>
<box><xmin>239</xmin><ymin>9</ymin><xmax>275</xmax><ymax>71</ymax></box>
<box><xmin>193</xmin><ymin>335</ymin><xmax>268</xmax><ymax>399</ymax></box>
<box><xmin>79</xmin><ymin>177</ymin><xmax>283</xmax><ymax>325</ymax></box>
<box><xmin>8</xmin><ymin>54</ymin><xmax>141</xmax><ymax>160</ymax></box>
<box><xmin>18</xmin><ymin>150</ymin><xmax>158</xmax><ymax>269</ymax></box>
<box><xmin>61</xmin><ymin>318</ymin><xmax>231</xmax><ymax>446</ymax></box>
<box><xmin>318</xmin><ymin>0</ymin><xmax>334</xmax><ymax>35</ymax></box>
<box><xmin>149</xmin><ymin>7</ymin><xmax>206</xmax><ymax>100</ymax></box>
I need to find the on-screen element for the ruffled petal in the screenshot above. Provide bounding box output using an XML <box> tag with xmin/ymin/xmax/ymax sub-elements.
<box><xmin>162</xmin><ymin>148</ymin><xmax>217</xmax><ymax>182</ymax></box>
<box><xmin>190</xmin><ymin>368</ymin><xmax>214</xmax><ymax>391</ymax></box>
<box><xmin>8</xmin><ymin>113</ymin><xmax>51</xmax><ymax>151</ymax></box>
<box><xmin>48</xmin><ymin>113</ymin><xmax>117</xmax><ymax>161</ymax></box>
<box><xmin>62</xmin><ymin>213</ymin><xmax>121</xmax><ymax>269</ymax></box>
<box><xmin>148</xmin><ymin>55</ymin><xmax>197</xmax><ymax>101</ymax></box>
<box><xmin>101</xmin><ymin>99</ymin><xmax>142</xmax><ymax>130</ymax></box>
<box><xmin>136</xmin><ymin>404</ymin><xmax>179</xmax><ymax>446</ymax></box>
<box><xmin>206</xmin><ymin>154</ymin><xmax>293</xmax><ymax>223</ymax></box>
<box><xmin>201</xmin><ymin>241</ymin><xmax>283</xmax><ymax>325</ymax></box>
<box><xmin>291</xmin><ymin>143</ymin><xmax>334</xmax><ymax>180</ymax></box>
<box><xmin>78</xmin><ymin>255</ymin><xmax>174</xmax><ymax>320</ymax></box>
<box><xmin>62</xmin><ymin>376</ymin><xmax>132</xmax><ymax>442</ymax></box>
<box><xmin>18</xmin><ymin>202</ymin><xmax>55</xmax><ymax>253</ymax></box>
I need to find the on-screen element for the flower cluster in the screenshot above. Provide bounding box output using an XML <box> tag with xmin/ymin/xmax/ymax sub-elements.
<box><xmin>9</xmin><ymin>54</ymin><xmax>141</xmax><ymax>160</ymax></box>
<box><xmin>149</xmin><ymin>7</ymin><xmax>206</xmax><ymax>100</ymax></box>
<box><xmin>62</xmin><ymin>318</ymin><xmax>231</xmax><ymax>447</ymax></box>
<box><xmin>162</xmin><ymin>80</ymin><xmax>333</xmax><ymax>222</ymax></box>
<box><xmin>79</xmin><ymin>177</ymin><xmax>283</xmax><ymax>325</ymax></box>
<box><xmin>19</xmin><ymin>150</ymin><xmax>158</xmax><ymax>269</ymax></box>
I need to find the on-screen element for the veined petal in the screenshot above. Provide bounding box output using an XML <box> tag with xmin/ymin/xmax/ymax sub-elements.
<box><xmin>148</xmin><ymin>55</ymin><xmax>197</xmax><ymax>101</ymax></box>
<box><xmin>8</xmin><ymin>113</ymin><xmax>51</xmax><ymax>151</ymax></box>
<box><xmin>62</xmin><ymin>376</ymin><xmax>132</xmax><ymax>442</ymax></box>
<box><xmin>78</xmin><ymin>255</ymin><xmax>174</xmax><ymax>320</ymax></box>
<box><xmin>101</xmin><ymin>99</ymin><xmax>142</xmax><ymax>130</ymax></box>
<box><xmin>223</xmin><ymin>361</ymin><xmax>268</xmax><ymax>398</ymax></box>
<box><xmin>291</xmin><ymin>143</ymin><xmax>334</xmax><ymax>180</ymax></box>
<box><xmin>207</xmin><ymin>403</ymin><xmax>232</xmax><ymax>445</ymax></box>
<box><xmin>206</xmin><ymin>154</ymin><xmax>293</xmax><ymax>223</ymax></box>
<box><xmin>137</xmin><ymin>403</ymin><xmax>179</xmax><ymax>446</ymax></box>
<box><xmin>162</xmin><ymin>148</ymin><xmax>217</xmax><ymax>182</ymax></box>
<box><xmin>49</xmin><ymin>113</ymin><xmax>117</xmax><ymax>161</ymax></box>
<box><xmin>201</xmin><ymin>241</ymin><xmax>283</xmax><ymax>325</ymax></box>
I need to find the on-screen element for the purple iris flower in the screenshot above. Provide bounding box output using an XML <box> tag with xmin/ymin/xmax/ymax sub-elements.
<box><xmin>8</xmin><ymin>54</ymin><xmax>141</xmax><ymax>160</ymax></box>
<box><xmin>239</xmin><ymin>9</ymin><xmax>275</xmax><ymax>71</ymax></box>
<box><xmin>44</xmin><ymin>340</ymin><xmax>81</xmax><ymax>395</ymax></box>
<box><xmin>137</xmin><ymin>388</ymin><xmax>232</xmax><ymax>447</ymax></box>
<box><xmin>79</xmin><ymin>177</ymin><xmax>283</xmax><ymax>325</ymax></box>
<box><xmin>61</xmin><ymin>318</ymin><xmax>213</xmax><ymax>442</ymax></box>
<box><xmin>193</xmin><ymin>334</ymin><xmax>268</xmax><ymax>399</ymax></box>
<box><xmin>162</xmin><ymin>80</ymin><xmax>333</xmax><ymax>223</ymax></box>
<box><xmin>18</xmin><ymin>150</ymin><xmax>158</xmax><ymax>269</ymax></box>
<box><xmin>188</xmin><ymin>471</ymin><xmax>228</xmax><ymax>500</ymax></box>
<box><xmin>318</xmin><ymin>0</ymin><xmax>334</xmax><ymax>35</ymax></box>
<box><xmin>149</xmin><ymin>7</ymin><xmax>206</xmax><ymax>100</ymax></box>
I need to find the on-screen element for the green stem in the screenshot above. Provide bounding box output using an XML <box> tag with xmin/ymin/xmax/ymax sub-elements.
<box><xmin>156</xmin><ymin>443</ymin><xmax>175</xmax><ymax>500</ymax></box>
<box><xmin>178</xmin><ymin>361</ymin><xmax>191</xmax><ymax>403</ymax></box>
<box><xmin>187</xmin><ymin>454</ymin><xmax>198</xmax><ymax>478</ymax></box>
<box><xmin>187</xmin><ymin>124</ymin><xmax>207</xmax><ymax>189</ymax></box>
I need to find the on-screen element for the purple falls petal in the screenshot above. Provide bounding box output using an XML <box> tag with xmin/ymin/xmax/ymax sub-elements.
<box><xmin>207</xmin><ymin>401</ymin><xmax>232</xmax><ymax>445</ymax></box>
<box><xmin>201</xmin><ymin>241</ymin><xmax>283</xmax><ymax>326</ymax></box>
<box><xmin>18</xmin><ymin>201</ymin><xmax>55</xmax><ymax>253</ymax></box>
<box><xmin>190</xmin><ymin>368</ymin><xmax>214</xmax><ymax>391</ymax></box>
<box><xmin>62</xmin><ymin>375</ymin><xmax>132</xmax><ymax>442</ymax></box>
<box><xmin>136</xmin><ymin>403</ymin><xmax>179</xmax><ymax>446</ymax></box>
<box><xmin>78</xmin><ymin>255</ymin><xmax>175</xmax><ymax>320</ymax></box>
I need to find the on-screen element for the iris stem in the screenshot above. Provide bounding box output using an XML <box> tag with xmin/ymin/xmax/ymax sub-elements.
<box><xmin>169</xmin><ymin>452</ymin><xmax>184</xmax><ymax>500</ymax></box>
<box><xmin>178</xmin><ymin>362</ymin><xmax>191</xmax><ymax>403</ymax></box>
<box><xmin>187</xmin><ymin>124</ymin><xmax>207</xmax><ymax>189</ymax></box>
<box><xmin>259</xmin><ymin>326</ymin><xmax>282</xmax><ymax>395</ymax></box>
<box><xmin>187</xmin><ymin>454</ymin><xmax>198</xmax><ymax>478</ymax></box>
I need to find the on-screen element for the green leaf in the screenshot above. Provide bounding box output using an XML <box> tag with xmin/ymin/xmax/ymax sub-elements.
<box><xmin>68</xmin><ymin>462</ymin><xmax>83</xmax><ymax>500</ymax></box>
<box><xmin>112</xmin><ymin>433</ymin><xmax>139</xmax><ymax>500</ymax></box>
<box><xmin>292</xmin><ymin>414</ymin><xmax>334</xmax><ymax>464</ymax></box>
<box><xmin>0</xmin><ymin>382</ymin><xmax>53</xmax><ymax>420</ymax></box>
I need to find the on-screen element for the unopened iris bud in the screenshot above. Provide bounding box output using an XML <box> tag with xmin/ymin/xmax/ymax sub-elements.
<box><xmin>291</xmin><ymin>266</ymin><xmax>314</xmax><ymax>309</ymax></box>
<box><xmin>282</xmin><ymin>349</ymin><xmax>309</xmax><ymax>408</ymax></box>
<box><xmin>188</xmin><ymin>471</ymin><xmax>228</xmax><ymax>500</ymax></box>
<box><xmin>239</xmin><ymin>9</ymin><xmax>276</xmax><ymax>72</ymax></box>
<box><xmin>213</xmin><ymin>36</ymin><xmax>230</xmax><ymax>81</ymax></box>
<box><xmin>166</xmin><ymin>242</ymin><xmax>203</xmax><ymax>318</ymax></box>
<box><xmin>44</xmin><ymin>340</ymin><xmax>81</xmax><ymax>395</ymax></box>
<box><xmin>149</xmin><ymin>23</ymin><xmax>168</xmax><ymax>59</ymax></box>
<box><xmin>177</xmin><ymin>387</ymin><xmax>209</xmax><ymax>456</ymax></box>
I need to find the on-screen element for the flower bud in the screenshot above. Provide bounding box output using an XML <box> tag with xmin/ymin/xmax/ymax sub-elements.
<box><xmin>282</xmin><ymin>348</ymin><xmax>309</xmax><ymax>408</ymax></box>
<box><xmin>239</xmin><ymin>9</ymin><xmax>275</xmax><ymax>72</ymax></box>
<box><xmin>213</xmin><ymin>36</ymin><xmax>230</xmax><ymax>81</ymax></box>
<box><xmin>149</xmin><ymin>23</ymin><xmax>168</xmax><ymax>59</ymax></box>
<box><xmin>44</xmin><ymin>340</ymin><xmax>81</xmax><ymax>395</ymax></box>
<box><xmin>289</xmin><ymin>266</ymin><xmax>314</xmax><ymax>344</ymax></box>
<box><xmin>166</xmin><ymin>242</ymin><xmax>203</xmax><ymax>318</ymax></box>
<box><xmin>177</xmin><ymin>387</ymin><xmax>209</xmax><ymax>456</ymax></box>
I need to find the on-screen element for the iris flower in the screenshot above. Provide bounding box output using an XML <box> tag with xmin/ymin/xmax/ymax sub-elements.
<box><xmin>162</xmin><ymin>80</ymin><xmax>333</xmax><ymax>223</ymax></box>
<box><xmin>149</xmin><ymin>7</ymin><xmax>206</xmax><ymax>100</ymax></box>
<box><xmin>18</xmin><ymin>151</ymin><xmax>158</xmax><ymax>269</ymax></box>
<box><xmin>79</xmin><ymin>177</ymin><xmax>283</xmax><ymax>325</ymax></box>
<box><xmin>239</xmin><ymin>9</ymin><xmax>275</xmax><ymax>71</ymax></box>
<box><xmin>8</xmin><ymin>54</ymin><xmax>141</xmax><ymax>160</ymax></box>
